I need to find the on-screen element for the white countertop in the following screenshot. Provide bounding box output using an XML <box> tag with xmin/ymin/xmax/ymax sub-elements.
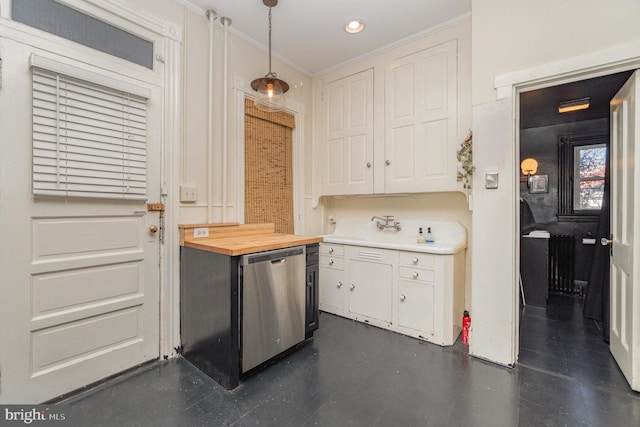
<box><xmin>322</xmin><ymin>219</ymin><xmax>467</xmax><ymax>255</ymax></box>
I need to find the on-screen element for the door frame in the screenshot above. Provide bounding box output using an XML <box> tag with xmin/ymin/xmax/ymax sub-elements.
<box><xmin>496</xmin><ymin>47</ymin><xmax>640</xmax><ymax>365</ymax></box>
<box><xmin>0</xmin><ymin>0</ymin><xmax>183</xmax><ymax>362</ymax></box>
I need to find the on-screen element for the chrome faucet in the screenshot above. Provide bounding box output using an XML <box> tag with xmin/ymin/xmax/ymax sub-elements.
<box><xmin>371</xmin><ymin>215</ymin><xmax>401</xmax><ymax>231</ymax></box>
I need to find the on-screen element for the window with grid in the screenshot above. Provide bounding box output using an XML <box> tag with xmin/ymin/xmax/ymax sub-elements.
<box><xmin>31</xmin><ymin>55</ymin><xmax>150</xmax><ymax>200</ymax></box>
<box><xmin>573</xmin><ymin>143</ymin><xmax>606</xmax><ymax>211</ymax></box>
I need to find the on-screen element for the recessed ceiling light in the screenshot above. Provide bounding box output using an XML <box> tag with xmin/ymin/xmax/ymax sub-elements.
<box><xmin>345</xmin><ymin>20</ymin><xmax>365</xmax><ymax>34</ymax></box>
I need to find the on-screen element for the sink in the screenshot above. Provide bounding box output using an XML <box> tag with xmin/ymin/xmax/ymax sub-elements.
<box><xmin>323</xmin><ymin>219</ymin><xmax>467</xmax><ymax>255</ymax></box>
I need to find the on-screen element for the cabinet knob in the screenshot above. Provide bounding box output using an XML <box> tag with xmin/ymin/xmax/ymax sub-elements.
<box><xmin>400</xmin><ymin>294</ymin><xmax>406</xmax><ymax>301</ymax></box>
<box><xmin>329</xmin><ymin>259</ymin><xmax>334</xmax><ymax>265</ymax></box>
<box><xmin>350</xmin><ymin>284</ymin><xmax>355</xmax><ymax>291</ymax></box>
<box><xmin>329</xmin><ymin>248</ymin><xmax>334</xmax><ymax>253</ymax></box>
<box><xmin>412</xmin><ymin>257</ymin><xmax>419</xmax><ymax>264</ymax></box>
<box><xmin>337</xmin><ymin>281</ymin><xmax>342</xmax><ymax>288</ymax></box>
<box><xmin>366</xmin><ymin>162</ymin><xmax>372</xmax><ymax>168</ymax></box>
<box><xmin>412</xmin><ymin>271</ymin><xmax>419</xmax><ymax>279</ymax></box>
<box><xmin>307</xmin><ymin>281</ymin><xmax>312</xmax><ymax>287</ymax></box>
<box><xmin>385</xmin><ymin>160</ymin><xmax>391</xmax><ymax>166</ymax></box>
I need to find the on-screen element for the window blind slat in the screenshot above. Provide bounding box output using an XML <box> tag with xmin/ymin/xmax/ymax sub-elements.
<box><xmin>32</xmin><ymin>67</ymin><xmax>148</xmax><ymax>200</ymax></box>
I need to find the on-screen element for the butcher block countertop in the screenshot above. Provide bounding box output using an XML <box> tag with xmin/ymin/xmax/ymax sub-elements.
<box><xmin>179</xmin><ymin>223</ymin><xmax>323</xmax><ymax>256</ymax></box>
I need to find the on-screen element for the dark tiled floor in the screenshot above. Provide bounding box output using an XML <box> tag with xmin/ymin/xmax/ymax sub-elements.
<box><xmin>59</xmin><ymin>294</ymin><xmax>640</xmax><ymax>426</ymax></box>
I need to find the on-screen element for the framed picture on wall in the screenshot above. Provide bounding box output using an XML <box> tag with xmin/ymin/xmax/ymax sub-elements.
<box><xmin>530</xmin><ymin>175</ymin><xmax>548</xmax><ymax>194</ymax></box>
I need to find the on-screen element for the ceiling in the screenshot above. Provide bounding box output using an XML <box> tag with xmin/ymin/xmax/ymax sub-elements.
<box><xmin>519</xmin><ymin>71</ymin><xmax>634</xmax><ymax>129</ymax></box>
<box><xmin>185</xmin><ymin>0</ymin><xmax>471</xmax><ymax>75</ymax></box>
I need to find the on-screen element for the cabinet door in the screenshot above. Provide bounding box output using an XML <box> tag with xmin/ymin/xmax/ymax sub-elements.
<box><xmin>384</xmin><ymin>40</ymin><xmax>457</xmax><ymax>193</ymax></box>
<box><xmin>397</xmin><ymin>280</ymin><xmax>435</xmax><ymax>336</ymax></box>
<box><xmin>305</xmin><ymin>264</ymin><xmax>319</xmax><ymax>336</ymax></box>
<box><xmin>319</xmin><ymin>267</ymin><xmax>346</xmax><ymax>314</ymax></box>
<box><xmin>348</xmin><ymin>259</ymin><xmax>393</xmax><ymax>322</ymax></box>
<box><xmin>322</xmin><ymin>69</ymin><xmax>374</xmax><ymax>195</ymax></box>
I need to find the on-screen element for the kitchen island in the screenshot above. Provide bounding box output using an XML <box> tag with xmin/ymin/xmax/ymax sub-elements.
<box><xmin>179</xmin><ymin>223</ymin><xmax>322</xmax><ymax>389</ymax></box>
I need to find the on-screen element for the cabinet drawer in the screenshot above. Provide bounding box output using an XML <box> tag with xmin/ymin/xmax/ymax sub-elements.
<box><xmin>320</xmin><ymin>243</ymin><xmax>344</xmax><ymax>257</ymax></box>
<box><xmin>399</xmin><ymin>266</ymin><xmax>434</xmax><ymax>283</ymax></box>
<box><xmin>320</xmin><ymin>256</ymin><xmax>345</xmax><ymax>270</ymax></box>
<box><xmin>399</xmin><ymin>252</ymin><xmax>435</xmax><ymax>269</ymax></box>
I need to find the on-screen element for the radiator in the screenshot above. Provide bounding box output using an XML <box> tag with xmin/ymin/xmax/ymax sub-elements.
<box><xmin>549</xmin><ymin>234</ymin><xmax>576</xmax><ymax>293</ymax></box>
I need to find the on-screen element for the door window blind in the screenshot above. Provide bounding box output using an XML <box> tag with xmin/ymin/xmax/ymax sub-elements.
<box><xmin>31</xmin><ymin>57</ymin><xmax>149</xmax><ymax>200</ymax></box>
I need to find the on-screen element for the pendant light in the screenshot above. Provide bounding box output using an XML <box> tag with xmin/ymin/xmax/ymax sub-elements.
<box><xmin>251</xmin><ymin>0</ymin><xmax>289</xmax><ymax>112</ymax></box>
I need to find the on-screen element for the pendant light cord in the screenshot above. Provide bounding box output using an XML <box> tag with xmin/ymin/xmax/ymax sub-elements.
<box><xmin>268</xmin><ymin>7</ymin><xmax>273</xmax><ymax>75</ymax></box>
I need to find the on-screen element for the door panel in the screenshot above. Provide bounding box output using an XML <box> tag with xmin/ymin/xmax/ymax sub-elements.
<box><xmin>0</xmin><ymin>36</ymin><xmax>161</xmax><ymax>403</ymax></box>
<box><xmin>609</xmin><ymin>71</ymin><xmax>639</xmax><ymax>391</ymax></box>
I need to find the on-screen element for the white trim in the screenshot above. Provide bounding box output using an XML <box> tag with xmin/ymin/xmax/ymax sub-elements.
<box><xmin>233</xmin><ymin>77</ymin><xmax>306</xmax><ymax>234</ymax></box>
<box><xmin>499</xmin><ymin>45</ymin><xmax>640</xmax><ymax>368</ymax></box>
<box><xmin>30</xmin><ymin>53</ymin><xmax>151</xmax><ymax>98</ymax></box>
<box><xmin>161</xmin><ymin>36</ymin><xmax>183</xmax><ymax>360</ymax></box>
<box><xmin>495</xmin><ymin>40</ymin><xmax>640</xmax><ymax>98</ymax></box>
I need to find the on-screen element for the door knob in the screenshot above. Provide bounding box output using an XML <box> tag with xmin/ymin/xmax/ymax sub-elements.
<box><xmin>385</xmin><ymin>160</ymin><xmax>391</xmax><ymax>165</ymax></box>
<box><xmin>149</xmin><ymin>225</ymin><xmax>159</xmax><ymax>233</ymax></box>
<box><xmin>601</xmin><ymin>237</ymin><xmax>613</xmax><ymax>246</ymax></box>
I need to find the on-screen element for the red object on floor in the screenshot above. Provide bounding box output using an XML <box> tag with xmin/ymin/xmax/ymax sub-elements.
<box><xmin>462</xmin><ymin>311</ymin><xmax>471</xmax><ymax>345</ymax></box>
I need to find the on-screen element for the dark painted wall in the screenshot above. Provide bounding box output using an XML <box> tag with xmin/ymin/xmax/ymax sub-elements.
<box><xmin>520</xmin><ymin>118</ymin><xmax>608</xmax><ymax>284</ymax></box>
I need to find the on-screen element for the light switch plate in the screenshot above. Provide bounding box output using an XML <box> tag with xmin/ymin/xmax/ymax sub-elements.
<box><xmin>485</xmin><ymin>172</ymin><xmax>499</xmax><ymax>189</ymax></box>
<box><xmin>180</xmin><ymin>185</ymin><xmax>197</xmax><ymax>202</ymax></box>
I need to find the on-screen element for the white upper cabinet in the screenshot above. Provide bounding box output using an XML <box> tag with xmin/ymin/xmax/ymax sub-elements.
<box><xmin>314</xmin><ymin>33</ymin><xmax>464</xmax><ymax>200</ymax></box>
<box><xmin>321</xmin><ymin>69</ymin><xmax>374</xmax><ymax>196</ymax></box>
<box><xmin>384</xmin><ymin>40</ymin><xmax>457</xmax><ymax>193</ymax></box>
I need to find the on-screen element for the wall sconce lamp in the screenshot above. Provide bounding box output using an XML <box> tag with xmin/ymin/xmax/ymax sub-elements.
<box><xmin>558</xmin><ymin>97</ymin><xmax>590</xmax><ymax>113</ymax></box>
<box><xmin>520</xmin><ymin>158</ymin><xmax>538</xmax><ymax>187</ymax></box>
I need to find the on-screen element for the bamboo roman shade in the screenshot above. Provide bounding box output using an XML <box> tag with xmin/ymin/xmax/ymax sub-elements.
<box><xmin>31</xmin><ymin>55</ymin><xmax>149</xmax><ymax>200</ymax></box>
<box><xmin>244</xmin><ymin>98</ymin><xmax>295</xmax><ymax>234</ymax></box>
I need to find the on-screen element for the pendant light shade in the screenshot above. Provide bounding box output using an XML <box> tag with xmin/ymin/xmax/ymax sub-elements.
<box><xmin>251</xmin><ymin>0</ymin><xmax>289</xmax><ymax>112</ymax></box>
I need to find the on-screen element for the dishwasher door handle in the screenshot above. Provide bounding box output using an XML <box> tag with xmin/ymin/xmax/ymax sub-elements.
<box><xmin>271</xmin><ymin>258</ymin><xmax>287</xmax><ymax>264</ymax></box>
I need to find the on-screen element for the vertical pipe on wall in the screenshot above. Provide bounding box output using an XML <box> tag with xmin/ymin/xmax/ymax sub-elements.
<box><xmin>206</xmin><ymin>10</ymin><xmax>217</xmax><ymax>223</ymax></box>
<box><xmin>221</xmin><ymin>17</ymin><xmax>232</xmax><ymax>223</ymax></box>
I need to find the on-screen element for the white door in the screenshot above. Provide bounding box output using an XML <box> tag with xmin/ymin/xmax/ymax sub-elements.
<box><xmin>321</xmin><ymin>69</ymin><xmax>374</xmax><ymax>196</ymax></box>
<box><xmin>0</xmin><ymin>35</ymin><xmax>162</xmax><ymax>403</ymax></box>
<box><xmin>609</xmin><ymin>71</ymin><xmax>639</xmax><ymax>392</ymax></box>
<box><xmin>384</xmin><ymin>40</ymin><xmax>457</xmax><ymax>193</ymax></box>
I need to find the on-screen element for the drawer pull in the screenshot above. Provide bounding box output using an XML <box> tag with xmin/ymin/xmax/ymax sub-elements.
<box><xmin>412</xmin><ymin>271</ymin><xmax>419</xmax><ymax>279</ymax></box>
<box><xmin>412</xmin><ymin>257</ymin><xmax>419</xmax><ymax>264</ymax></box>
<box><xmin>400</xmin><ymin>294</ymin><xmax>406</xmax><ymax>301</ymax></box>
<box><xmin>337</xmin><ymin>281</ymin><xmax>342</xmax><ymax>288</ymax></box>
<box><xmin>350</xmin><ymin>284</ymin><xmax>356</xmax><ymax>291</ymax></box>
<box><xmin>329</xmin><ymin>247</ymin><xmax>334</xmax><ymax>253</ymax></box>
<box><xmin>329</xmin><ymin>259</ymin><xmax>334</xmax><ymax>265</ymax></box>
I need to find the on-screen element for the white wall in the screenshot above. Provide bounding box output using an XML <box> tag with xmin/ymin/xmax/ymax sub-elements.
<box><xmin>470</xmin><ymin>0</ymin><xmax>640</xmax><ymax>365</ymax></box>
<box><xmin>130</xmin><ymin>2</ymin><xmax>315</xmax><ymax>227</ymax></box>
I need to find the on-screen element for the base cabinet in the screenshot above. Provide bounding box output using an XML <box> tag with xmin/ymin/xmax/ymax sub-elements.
<box><xmin>348</xmin><ymin>259</ymin><xmax>393</xmax><ymax>323</ymax></box>
<box><xmin>319</xmin><ymin>242</ymin><xmax>464</xmax><ymax>346</ymax></box>
<box><xmin>397</xmin><ymin>280</ymin><xmax>435</xmax><ymax>338</ymax></box>
<box><xmin>305</xmin><ymin>243</ymin><xmax>320</xmax><ymax>338</ymax></box>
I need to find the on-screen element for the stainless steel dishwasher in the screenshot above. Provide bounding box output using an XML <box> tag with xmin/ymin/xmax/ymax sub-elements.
<box><xmin>241</xmin><ymin>246</ymin><xmax>306</xmax><ymax>373</ymax></box>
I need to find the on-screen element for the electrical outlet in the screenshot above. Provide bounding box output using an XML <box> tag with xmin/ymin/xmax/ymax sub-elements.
<box><xmin>193</xmin><ymin>227</ymin><xmax>209</xmax><ymax>238</ymax></box>
<box><xmin>180</xmin><ymin>185</ymin><xmax>197</xmax><ymax>202</ymax></box>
